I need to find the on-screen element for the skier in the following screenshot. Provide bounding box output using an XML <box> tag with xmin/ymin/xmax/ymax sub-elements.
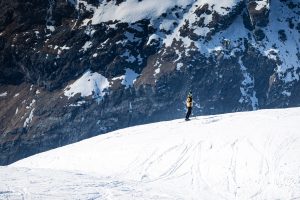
<box><xmin>185</xmin><ymin>91</ymin><xmax>193</xmax><ymax>121</ymax></box>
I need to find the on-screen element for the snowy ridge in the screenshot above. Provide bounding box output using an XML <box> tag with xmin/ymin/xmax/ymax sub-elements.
<box><xmin>2</xmin><ymin>108</ymin><xmax>300</xmax><ymax>199</ymax></box>
<box><xmin>81</xmin><ymin>0</ymin><xmax>243</xmax><ymax>24</ymax></box>
<box><xmin>83</xmin><ymin>0</ymin><xmax>194</xmax><ymax>24</ymax></box>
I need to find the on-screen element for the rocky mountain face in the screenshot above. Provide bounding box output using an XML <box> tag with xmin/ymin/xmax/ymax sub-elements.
<box><xmin>0</xmin><ymin>0</ymin><xmax>299</xmax><ymax>165</ymax></box>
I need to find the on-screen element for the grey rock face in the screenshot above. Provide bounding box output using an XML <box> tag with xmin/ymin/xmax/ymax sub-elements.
<box><xmin>0</xmin><ymin>0</ymin><xmax>299</xmax><ymax>165</ymax></box>
<box><xmin>247</xmin><ymin>0</ymin><xmax>270</xmax><ymax>27</ymax></box>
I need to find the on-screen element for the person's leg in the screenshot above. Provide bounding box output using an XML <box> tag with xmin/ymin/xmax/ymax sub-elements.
<box><xmin>185</xmin><ymin>108</ymin><xmax>189</xmax><ymax>119</ymax></box>
<box><xmin>186</xmin><ymin>107</ymin><xmax>192</xmax><ymax>119</ymax></box>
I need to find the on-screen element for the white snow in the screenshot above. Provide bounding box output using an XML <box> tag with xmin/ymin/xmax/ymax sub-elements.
<box><xmin>23</xmin><ymin>99</ymin><xmax>36</xmax><ymax>127</ymax></box>
<box><xmin>112</xmin><ymin>68</ymin><xmax>139</xmax><ymax>89</ymax></box>
<box><xmin>64</xmin><ymin>70</ymin><xmax>109</xmax><ymax>100</ymax></box>
<box><xmin>255</xmin><ymin>0</ymin><xmax>300</xmax><ymax>84</ymax></box>
<box><xmin>176</xmin><ymin>63</ymin><xmax>184</xmax><ymax>71</ymax></box>
<box><xmin>255</xmin><ymin>0</ymin><xmax>269</xmax><ymax>11</ymax></box>
<box><xmin>26</xmin><ymin>99</ymin><xmax>36</xmax><ymax>109</ymax></box>
<box><xmin>81</xmin><ymin>41</ymin><xmax>92</xmax><ymax>52</ymax></box>
<box><xmin>84</xmin><ymin>25</ymin><xmax>96</xmax><ymax>36</ymax></box>
<box><xmin>85</xmin><ymin>0</ymin><xmax>195</xmax><ymax>25</ymax></box>
<box><xmin>46</xmin><ymin>25</ymin><xmax>55</xmax><ymax>32</ymax></box>
<box><xmin>174</xmin><ymin>49</ymin><xmax>182</xmax><ymax>62</ymax></box>
<box><xmin>14</xmin><ymin>93</ymin><xmax>19</xmax><ymax>97</ymax></box>
<box><xmin>69</xmin><ymin>100</ymin><xmax>86</xmax><ymax>107</ymax></box>
<box><xmin>23</xmin><ymin>108</ymin><xmax>35</xmax><ymax>128</ymax></box>
<box><xmin>203</xmin><ymin>0</ymin><xmax>243</xmax><ymax>15</ymax></box>
<box><xmin>0</xmin><ymin>92</ymin><xmax>7</xmax><ymax>97</ymax></box>
<box><xmin>264</xmin><ymin>48</ymin><xmax>278</xmax><ymax>61</ymax></box>
<box><xmin>2</xmin><ymin>107</ymin><xmax>300</xmax><ymax>199</ymax></box>
<box><xmin>82</xmin><ymin>0</ymin><xmax>242</xmax><ymax>26</ymax></box>
<box><xmin>146</xmin><ymin>34</ymin><xmax>161</xmax><ymax>45</ymax></box>
<box><xmin>160</xmin><ymin>0</ymin><xmax>299</xmax><ymax>91</ymax></box>
<box><xmin>282</xmin><ymin>90</ymin><xmax>291</xmax><ymax>97</ymax></box>
<box><xmin>161</xmin><ymin>0</ymin><xmax>299</xmax><ymax>99</ymax></box>
<box><xmin>159</xmin><ymin>19</ymin><xmax>176</xmax><ymax>32</ymax></box>
<box><xmin>61</xmin><ymin>45</ymin><xmax>70</xmax><ymax>50</ymax></box>
<box><xmin>154</xmin><ymin>67</ymin><xmax>160</xmax><ymax>76</ymax></box>
<box><xmin>193</xmin><ymin>26</ymin><xmax>211</xmax><ymax>37</ymax></box>
<box><xmin>238</xmin><ymin>56</ymin><xmax>259</xmax><ymax>110</ymax></box>
<box><xmin>53</xmin><ymin>45</ymin><xmax>70</xmax><ymax>54</ymax></box>
<box><xmin>163</xmin><ymin>0</ymin><xmax>243</xmax><ymax>47</ymax></box>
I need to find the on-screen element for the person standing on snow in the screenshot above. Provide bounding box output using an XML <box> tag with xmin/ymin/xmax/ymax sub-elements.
<box><xmin>185</xmin><ymin>91</ymin><xmax>193</xmax><ymax>120</ymax></box>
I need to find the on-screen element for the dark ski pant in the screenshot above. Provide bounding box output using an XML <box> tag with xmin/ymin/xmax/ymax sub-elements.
<box><xmin>186</xmin><ymin>107</ymin><xmax>192</xmax><ymax>119</ymax></box>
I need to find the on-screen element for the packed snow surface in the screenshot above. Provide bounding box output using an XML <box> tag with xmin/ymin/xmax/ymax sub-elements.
<box><xmin>2</xmin><ymin>108</ymin><xmax>300</xmax><ymax>199</ymax></box>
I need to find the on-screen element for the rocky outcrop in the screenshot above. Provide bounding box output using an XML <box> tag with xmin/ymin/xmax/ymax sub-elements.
<box><xmin>246</xmin><ymin>0</ymin><xmax>270</xmax><ymax>27</ymax></box>
<box><xmin>0</xmin><ymin>0</ymin><xmax>299</xmax><ymax>165</ymax></box>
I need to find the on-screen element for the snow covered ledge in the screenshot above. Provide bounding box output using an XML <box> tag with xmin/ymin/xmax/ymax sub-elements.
<box><xmin>3</xmin><ymin>107</ymin><xmax>300</xmax><ymax>199</ymax></box>
<box><xmin>64</xmin><ymin>70</ymin><xmax>109</xmax><ymax>100</ymax></box>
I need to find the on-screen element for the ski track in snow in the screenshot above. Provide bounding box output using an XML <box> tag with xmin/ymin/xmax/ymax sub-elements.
<box><xmin>2</xmin><ymin>108</ymin><xmax>300</xmax><ymax>199</ymax></box>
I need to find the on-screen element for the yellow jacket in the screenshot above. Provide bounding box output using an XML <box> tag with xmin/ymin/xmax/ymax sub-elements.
<box><xmin>186</xmin><ymin>96</ymin><xmax>193</xmax><ymax>108</ymax></box>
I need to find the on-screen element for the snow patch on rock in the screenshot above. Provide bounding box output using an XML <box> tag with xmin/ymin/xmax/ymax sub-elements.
<box><xmin>255</xmin><ymin>0</ymin><xmax>269</xmax><ymax>11</ymax></box>
<box><xmin>176</xmin><ymin>63</ymin><xmax>184</xmax><ymax>71</ymax></box>
<box><xmin>85</xmin><ymin>0</ymin><xmax>194</xmax><ymax>24</ymax></box>
<box><xmin>238</xmin><ymin>56</ymin><xmax>259</xmax><ymax>110</ymax></box>
<box><xmin>112</xmin><ymin>68</ymin><xmax>139</xmax><ymax>89</ymax></box>
<box><xmin>23</xmin><ymin>109</ymin><xmax>35</xmax><ymax>128</ymax></box>
<box><xmin>23</xmin><ymin>99</ymin><xmax>36</xmax><ymax>128</ymax></box>
<box><xmin>0</xmin><ymin>92</ymin><xmax>7</xmax><ymax>97</ymax></box>
<box><xmin>81</xmin><ymin>41</ymin><xmax>93</xmax><ymax>52</ymax></box>
<box><xmin>64</xmin><ymin>70</ymin><xmax>109</xmax><ymax>100</ymax></box>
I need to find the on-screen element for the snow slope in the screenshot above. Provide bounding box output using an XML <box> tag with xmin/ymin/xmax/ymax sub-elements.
<box><xmin>2</xmin><ymin>108</ymin><xmax>300</xmax><ymax>199</ymax></box>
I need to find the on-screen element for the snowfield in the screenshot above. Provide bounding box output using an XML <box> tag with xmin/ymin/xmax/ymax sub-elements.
<box><xmin>2</xmin><ymin>108</ymin><xmax>300</xmax><ymax>199</ymax></box>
